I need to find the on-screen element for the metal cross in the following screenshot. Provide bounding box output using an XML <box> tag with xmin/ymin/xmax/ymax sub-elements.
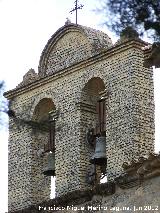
<box><xmin>69</xmin><ymin>0</ymin><xmax>84</xmax><ymax>25</ymax></box>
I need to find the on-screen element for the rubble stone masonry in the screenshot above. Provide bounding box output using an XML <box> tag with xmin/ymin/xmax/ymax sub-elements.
<box><xmin>5</xmin><ymin>24</ymin><xmax>155</xmax><ymax>212</ymax></box>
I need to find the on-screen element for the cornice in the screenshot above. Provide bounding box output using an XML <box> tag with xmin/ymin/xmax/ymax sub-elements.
<box><xmin>4</xmin><ymin>39</ymin><xmax>147</xmax><ymax>99</ymax></box>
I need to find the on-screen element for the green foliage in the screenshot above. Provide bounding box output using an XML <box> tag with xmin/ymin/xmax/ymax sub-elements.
<box><xmin>100</xmin><ymin>0</ymin><xmax>160</xmax><ymax>41</ymax></box>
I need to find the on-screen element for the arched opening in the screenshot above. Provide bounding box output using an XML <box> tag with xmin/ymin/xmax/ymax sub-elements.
<box><xmin>32</xmin><ymin>98</ymin><xmax>56</xmax><ymax>200</ymax></box>
<box><xmin>33</xmin><ymin>98</ymin><xmax>55</xmax><ymax>122</ymax></box>
<box><xmin>80</xmin><ymin>77</ymin><xmax>107</xmax><ymax>186</ymax></box>
<box><xmin>81</xmin><ymin>77</ymin><xmax>106</xmax><ymax>133</ymax></box>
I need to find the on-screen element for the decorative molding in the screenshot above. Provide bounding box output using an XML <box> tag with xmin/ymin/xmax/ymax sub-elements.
<box><xmin>116</xmin><ymin>153</ymin><xmax>160</xmax><ymax>189</ymax></box>
<box><xmin>75</xmin><ymin>101</ymin><xmax>96</xmax><ymax>113</ymax></box>
<box><xmin>4</xmin><ymin>39</ymin><xmax>148</xmax><ymax>99</ymax></box>
<box><xmin>143</xmin><ymin>42</ymin><xmax>160</xmax><ymax>68</ymax></box>
<box><xmin>16</xmin><ymin>68</ymin><xmax>39</xmax><ymax>88</ymax></box>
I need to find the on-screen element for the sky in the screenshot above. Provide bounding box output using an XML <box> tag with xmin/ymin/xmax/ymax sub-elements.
<box><xmin>0</xmin><ymin>0</ymin><xmax>160</xmax><ymax>212</ymax></box>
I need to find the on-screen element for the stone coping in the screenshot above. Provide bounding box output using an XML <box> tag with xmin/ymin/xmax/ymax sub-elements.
<box><xmin>9</xmin><ymin>182</ymin><xmax>115</xmax><ymax>213</ymax></box>
<box><xmin>116</xmin><ymin>153</ymin><xmax>160</xmax><ymax>189</ymax></box>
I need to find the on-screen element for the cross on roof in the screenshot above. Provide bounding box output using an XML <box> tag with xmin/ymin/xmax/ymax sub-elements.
<box><xmin>69</xmin><ymin>0</ymin><xmax>84</xmax><ymax>25</ymax></box>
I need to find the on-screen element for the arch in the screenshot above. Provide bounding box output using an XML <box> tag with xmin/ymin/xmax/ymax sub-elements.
<box><xmin>82</xmin><ymin>77</ymin><xmax>105</xmax><ymax>96</ymax></box>
<box><xmin>81</xmin><ymin>77</ymin><xmax>106</xmax><ymax>134</ymax></box>
<box><xmin>81</xmin><ymin>77</ymin><xmax>106</xmax><ymax>105</ymax></box>
<box><xmin>29</xmin><ymin>97</ymin><xmax>56</xmax><ymax>202</ymax></box>
<box><xmin>80</xmin><ymin>77</ymin><xmax>107</xmax><ymax>185</ymax></box>
<box><xmin>29</xmin><ymin>94</ymin><xmax>58</xmax><ymax>120</ymax></box>
<box><xmin>32</xmin><ymin>98</ymin><xmax>56</xmax><ymax>122</ymax></box>
<box><xmin>38</xmin><ymin>23</ymin><xmax>112</xmax><ymax>76</ymax></box>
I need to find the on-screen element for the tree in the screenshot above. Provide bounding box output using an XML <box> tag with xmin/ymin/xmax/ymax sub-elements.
<box><xmin>98</xmin><ymin>0</ymin><xmax>160</xmax><ymax>67</ymax></box>
<box><xmin>100</xmin><ymin>0</ymin><xmax>160</xmax><ymax>41</ymax></box>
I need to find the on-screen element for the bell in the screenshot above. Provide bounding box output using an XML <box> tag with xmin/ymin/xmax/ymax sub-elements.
<box><xmin>43</xmin><ymin>152</ymin><xmax>55</xmax><ymax>176</ymax></box>
<box><xmin>90</xmin><ymin>136</ymin><xmax>107</xmax><ymax>165</ymax></box>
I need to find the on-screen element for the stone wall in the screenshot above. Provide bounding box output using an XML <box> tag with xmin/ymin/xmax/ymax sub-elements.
<box><xmin>9</xmin><ymin>175</ymin><xmax>160</xmax><ymax>213</ymax></box>
<box><xmin>5</xmin><ymin>24</ymin><xmax>155</xmax><ymax>212</ymax></box>
<box><xmin>58</xmin><ymin>176</ymin><xmax>160</xmax><ymax>213</ymax></box>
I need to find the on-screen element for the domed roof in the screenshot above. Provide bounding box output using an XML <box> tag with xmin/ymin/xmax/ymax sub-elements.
<box><xmin>38</xmin><ymin>23</ymin><xmax>112</xmax><ymax>77</ymax></box>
